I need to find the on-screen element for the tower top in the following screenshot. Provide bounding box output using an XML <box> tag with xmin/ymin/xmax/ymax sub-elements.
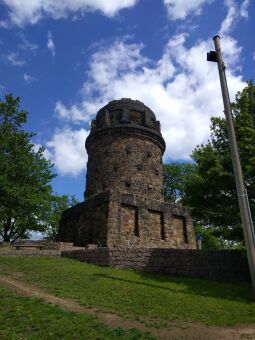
<box><xmin>90</xmin><ymin>98</ymin><xmax>161</xmax><ymax>133</ymax></box>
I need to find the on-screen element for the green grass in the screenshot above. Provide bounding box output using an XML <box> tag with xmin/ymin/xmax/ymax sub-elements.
<box><xmin>0</xmin><ymin>285</ymin><xmax>154</xmax><ymax>340</ymax></box>
<box><xmin>0</xmin><ymin>256</ymin><xmax>254</xmax><ymax>328</ymax></box>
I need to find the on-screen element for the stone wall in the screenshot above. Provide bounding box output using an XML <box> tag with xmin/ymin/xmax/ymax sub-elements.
<box><xmin>0</xmin><ymin>242</ymin><xmax>82</xmax><ymax>256</ymax></box>
<box><xmin>107</xmin><ymin>192</ymin><xmax>196</xmax><ymax>248</ymax></box>
<box><xmin>85</xmin><ymin>128</ymin><xmax>165</xmax><ymax>201</ymax></box>
<box><xmin>57</xmin><ymin>192</ymin><xmax>109</xmax><ymax>246</ymax></box>
<box><xmin>0</xmin><ymin>248</ymin><xmax>61</xmax><ymax>256</ymax></box>
<box><xmin>61</xmin><ymin>248</ymin><xmax>250</xmax><ymax>282</ymax></box>
<box><xmin>58</xmin><ymin>191</ymin><xmax>196</xmax><ymax>249</ymax></box>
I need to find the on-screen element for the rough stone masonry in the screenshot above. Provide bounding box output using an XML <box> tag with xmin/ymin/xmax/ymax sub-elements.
<box><xmin>57</xmin><ymin>98</ymin><xmax>196</xmax><ymax>249</ymax></box>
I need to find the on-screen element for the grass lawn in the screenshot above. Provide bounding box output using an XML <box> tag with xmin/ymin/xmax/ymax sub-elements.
<box><xmin>0</xmin><ymin>256</ymin><xmax>254</xmax><ymax>328</ymax></box>
<box><xmin>0</xmin><ymin>285</ymin><xmax>153</xmax><ymax>340</ymax></box>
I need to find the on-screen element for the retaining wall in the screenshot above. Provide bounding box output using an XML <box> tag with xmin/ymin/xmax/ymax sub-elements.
<box><xmin>0</xmin><ymin>248</ymin><xmax>61</xmax><ymax>256</ymax></box>
<box><xmin>0</xmin><ymin>242</ymin><xmax>83</xmax><ymax>256</ymax></box>
<box><xmin>61</xmin><ymin>247</ymin><xmax>250</xmax><ymax>282</ymax></box>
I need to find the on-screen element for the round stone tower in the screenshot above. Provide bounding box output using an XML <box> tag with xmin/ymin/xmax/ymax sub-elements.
<box><xmin>58</xmin><ymin>98</ymin><xmax>196</xmax><ymax>249</ymax></box>
<box><xmin>85</xmin><ymin>98</ymin><xmax>166</xmax><ymax>201</ymax></box>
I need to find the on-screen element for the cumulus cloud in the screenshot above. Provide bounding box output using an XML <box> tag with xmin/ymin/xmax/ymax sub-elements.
<box><xmin>56</xmin><ymin>35</ymin><xmax>245</xmax><ymax>169</ymax></box>
<box><xmin>2</xmin><ymin>0</ymin><xmax>138</xmax><ymax>26</ymax></box>
<box><xmin>163</xmin><ymin>0</ymin><xmax>250</xmax><ymax>28</ymax></box>
<box><xmin>47</xmin><ymin>31</ymin><xmax>56</xmax><ymax>57</ymax></box>
<box><xmin>33</xmin><ymin>143</ymin><xmax>53</xmax><ymax>160</ymax></box>
<box><xmin>163</xmin><ymin>0</ymin><xmax>213</xmax><ymax>20</ymax></box>
<box><xmin>55</xmin><ymin>101</ymin><xmax>90</xmax><ymax>124</ymax></box>
<box><xmin>46</xmin><ymin>128</ymin><xmax>89</xmax><ymax>176</ymax></box>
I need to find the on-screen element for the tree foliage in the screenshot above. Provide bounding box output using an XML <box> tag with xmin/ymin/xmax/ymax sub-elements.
<box><xmin>194</xmin><ymin>225</ymin><xmax>224</xmax><ymax>250</ymax></box>
<box><xmin>184</xmin><ymin>82</ymin><xmax>255</xmax><ymax>243</ymax></box>
<box><xmin>163</xmin><ymin>163</ymin><xmax>224</xmax><ymax>249</ymax></box>
<box><xmin>163</xmin><ymin>82</ymin><xmax>255</xmax><ymax>246</ymax></box>
<box><xmin>163</xmin><ymin>162</ymin><xmax>197</xmax><ymax>203</ymax></box>
<box><xmin>0</xmin><ymin>94</ymin><xmax>56</xmax><ymax>242</ymax></box>
<box><xmin>45</xmin><ymin>194</ymin><xmax>79</xmax><ymax>240</ymax></box>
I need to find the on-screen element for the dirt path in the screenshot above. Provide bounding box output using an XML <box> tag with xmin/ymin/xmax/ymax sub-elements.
<box><xmin>0</xmin><ymin>275</ymin><xmax>254</xmax><ymax>339</ymax></box>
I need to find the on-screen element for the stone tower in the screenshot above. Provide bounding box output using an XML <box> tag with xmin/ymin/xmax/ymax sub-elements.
<box><xmin>58</xmin><ymin>98</ymin><xmax>196</xmax><ymax>249</ymax></box>
<box><xmin>85</xmin><ymin>99</ymin><xmax>165</xmax><ymax>201</ymax></box>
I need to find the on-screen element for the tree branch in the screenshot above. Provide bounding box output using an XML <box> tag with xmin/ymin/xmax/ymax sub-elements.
<box><xmin>11</xmin><ymin>228</ymin><xmax>27</xmax><ymax>243</ymax></box>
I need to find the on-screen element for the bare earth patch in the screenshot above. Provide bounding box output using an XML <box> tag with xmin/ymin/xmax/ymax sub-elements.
<box><xmin>0</xmin><ymin>275</ymin><xmax>254</xmax><ymax>339</ymax></box>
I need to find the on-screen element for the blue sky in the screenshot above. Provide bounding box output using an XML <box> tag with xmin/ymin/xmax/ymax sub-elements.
<box><xmin>0</xmin><ymin>0</ymin><xmax>254</xmax><ymax>201</ymax></box>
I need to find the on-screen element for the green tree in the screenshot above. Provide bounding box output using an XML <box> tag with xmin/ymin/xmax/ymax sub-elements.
<box><xmin>45</xmin><ymin>194</ymin><xmax>79</xmax><ymax>240</ymax></box>
<box><xmin>184</xmin><ymin>82</ymin><xmax>255</xmax><ymax>243</ymax></box>
<box><xmin>0</xmin><ymin>94</ymin><xmax>56</xmax><ymax>242</ymax></box>
<box><xmin>163</xmin><ymin>163</ymin><xmax>224</xmax><ymax>249</ymax></box>
<box><xmin>194</xmin><ymin>225</ymin><xmax>224</xmax><ymax>249</ymax></box>
<box><xmin>163</xmin><ymin>162</ymin><xmax>197</xmax><ymax>203</ymax></box>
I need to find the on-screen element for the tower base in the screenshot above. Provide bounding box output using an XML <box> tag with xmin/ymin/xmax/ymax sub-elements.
<box><xmin>57</xmin><ymin>191</ymin><xmax>196</xmax><ymax>249</ymax></box>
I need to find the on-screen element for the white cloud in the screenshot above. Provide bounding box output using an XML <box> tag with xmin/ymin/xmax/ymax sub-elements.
<box><xmin>57</xmin><ymin>35</ymin><xmax>245</xmax><ymax>168</ymax></box>
<box><xmin>163</xmin><ymin>0</ymin><xmax>213</xmax><ymax>20</ymax></box>
<box><xmin>3</xmin><ymin>36</ymin><xmax>38</xmax><ymax>67</ymax></box>
<box><xmin>163</xmin><ymin>0</ymin><xmax>250</xmax><ymax>28</ymax></box>
<box><xmin>47</xmin><ymin>31</ymin><xmax>56</xmax><ymax>57</ymax></box>
<box><xmin>55</xmin><ymin>101</ymin><xmax>91</xmax><ymax>123</ymax></box>
<box><xmin>5</xmin><ymin>52</ymin><xmax>25</xmax><ymax>66</ymax></box>
<box><xmin>56</xmin><ymin>40</ymin><xmax>151</xmax><ymax>123</ymax></box>
<box><xmin>33</xmin><ymin>143</ymin><xmax>53</xmax><ymax>160</ymax></box>
<box><xmin>2</xmin><ymin>0</ymin><xmax>138</xmax><ymax>26</ymax></box>
<box><xmin>46</xmin><ymin>128</ymin><xmax>89</xmax><ymax>176</ymax></box>
<box><xmin>240</xmin><ymin>0</ymin><xmax>249</xmax><ymax>18</ymax></box>
<box><xmin>220</xmin><ymin>0</ymin><xmax>238</xmax><ymax>35</ymax></box>
<box><xmin>220</xmin><ymin>0</ymin><xmax>250</xmax><ymax>35</ymax></box>
<box><xmin>24</xmin><ymin>73</ymin><xmax>36</xmax><ymax>83</ymax></box>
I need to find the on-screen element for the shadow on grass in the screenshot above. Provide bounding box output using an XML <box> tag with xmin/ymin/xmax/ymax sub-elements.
<box><xmin>93</xmin><ymin>271</ymin><xmax>254</xmax><ymax>303</ymax></box>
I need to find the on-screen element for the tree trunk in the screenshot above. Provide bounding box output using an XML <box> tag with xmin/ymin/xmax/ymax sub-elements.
<box><xmin>3</xmin><ymin>217</ymin><xmax>12</xmax><ymax>242</ymax></box>
<box><xmin>3</xmin><ymin>234</ymin><xmax>11</xmax><ymax>242</ymax></box>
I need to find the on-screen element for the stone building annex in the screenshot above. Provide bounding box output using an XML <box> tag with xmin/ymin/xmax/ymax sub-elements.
<box><xmin>58</xmin><ymin>98</ymin><xmax>196</xmax><ymax>249</ymax></box>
